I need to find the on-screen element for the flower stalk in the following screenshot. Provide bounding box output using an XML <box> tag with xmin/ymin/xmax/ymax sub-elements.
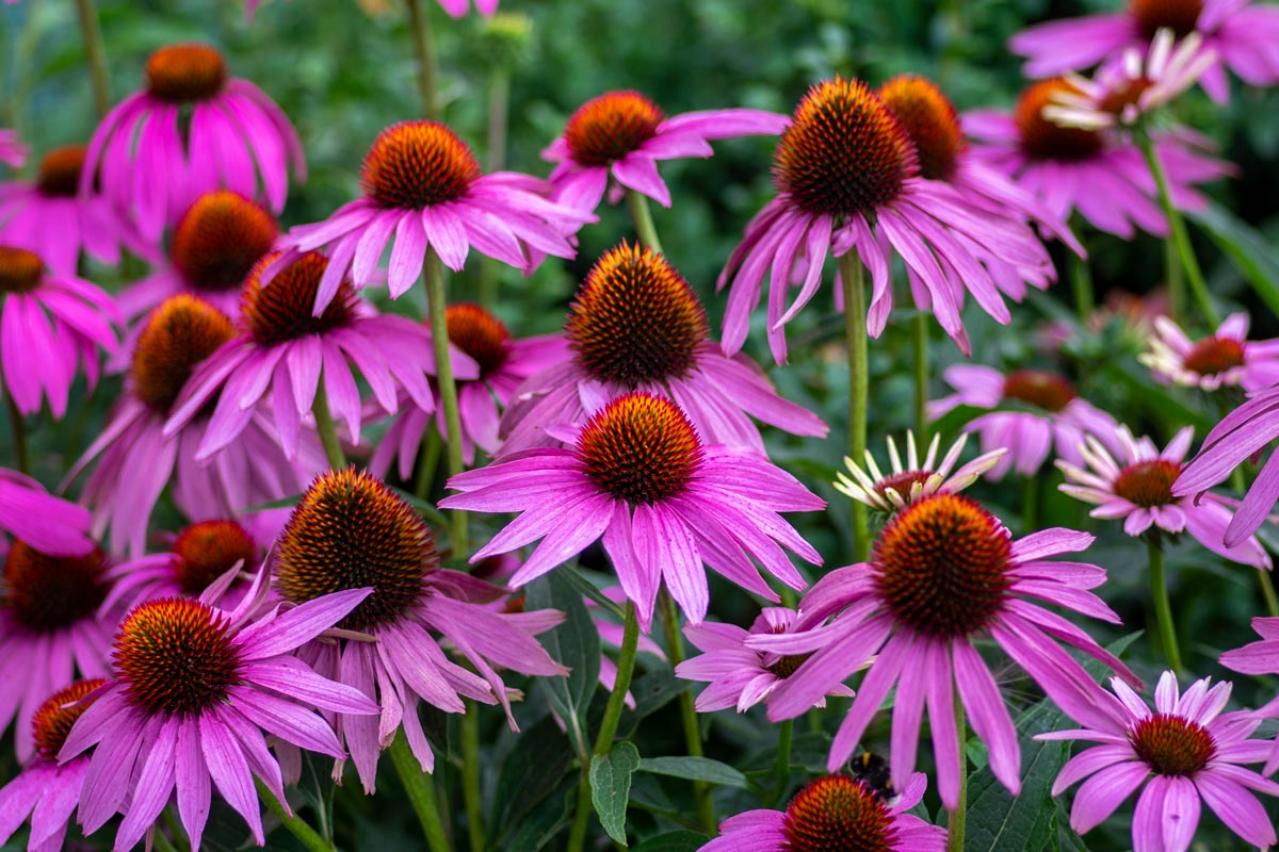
<box><xmin>840</xmin><ymin>252</ymin><xmax>870</xmax><ymax>561</ymax></box>
<box><xmin>462</xmin><ymin>702</ymin><xmax>486</xmax><ymax>852</ymax></box>
<box><xmin>404</xmin><ymin>0</ymin><xmax>441</xmax><ymax>120</ymax></box>
<box><xmin>388</xmin><ymin>733</ymin><xmax>452</xmax><ymax>852</ymax></box>
<box><xmin>626</xmin><ymin>190</ymin><xmax>665</xmax><ymax>255</ymax></box>
<box><xmin>310</xmin><ymin>382</ymin><xmax>346</xmax><ymax>470</ymax></box>
<box><xmin>947</xmin><ymin>695</ymin><xmax>967</xmax><ymax>852</ymax></box>
<box><xmin>912</xmin><ymin>311</ymin><xmax>929</xmax><ymax>440</ymax></box>
<box><xmin>73</xmin><ymin>0</ymin><xmax>110</xmax><ymax>119</ymax></box>
<box><xmin>426</xmin><ymin>249</ymin><xmax>469</xmax><ymax>556</ymax></box>
<box><xmin>660</xmin><ymin>590</ymin><xmax>715</xmax><ymax>833</ymax></box>
<box><xmin>255</xmin><ymin>778</ymin><xmax>336</xmax><ymax>852</ymax></box>
<box><xmin>1148</xmin><ymin>538</ymin><xmax>1183</xmax><ymax>672</ymax></box>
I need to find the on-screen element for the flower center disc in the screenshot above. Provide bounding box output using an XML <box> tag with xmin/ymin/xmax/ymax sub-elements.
<box><xmin>131</xmin><ymin>295</ymin><xmax>236</xmax><ymax>414</ymax></box>
<box><xmin>241</xmin><ymin>252</ymin><xmax>357</xmax><ymax>346</ymax></box>
<box><xmin>1098</xmin><ymin>77</ymin><xmax>1155</xmax><ymax>119</ymax></box>
<box><xmin>0</xmin><ymin>245</ymin><xmax>44</xmax><ymax>294</ymax></box>
<box><xmin>873</xmin><ymin>494</ymin><xmax>1012</xmax><ymax>637</ymax></box>
<box><xmin>1183</xmin><ymin>336</ymin><xmax>1245</xmax><ymax>376</ymax></box>
<box><xmin>114</xmin><ymin>599</ymin><xmax>241</xmax><ymax>716</ymax></box>
<box><xmin>878</xmin><ymin>75</ymin><xmax>965</xmax><ymax>181</ymax></box>
<box><xmin>361</xmin><ymin>121</ymin><xmax>480</xmax><ymax>210</ymax></box>
<box><xmin>773</xmin><ymin>77</ymin><xmax>915</xmax><ymax>218</ymax></box>
<box><xmin>36</xmin><ymin>145</ymin><xmax>87</xmax><ymax>197</ymax></box>
<box><xmin>1015</xmin><ymin>79</ymin><xmax>1104</xmax><ymax>162</ymax></box>
<box><xmin>578</xmin><ymin>393</ymin><xmax>702</xmax><ymax>505</ymax></box>
<box><xmin>1002</xmin><ymin>369</ymin><xmax>1078</xmax><ymax>413</ymax></box>
<box><xmin>32</xmin><ymin>679</ymin><xmax>106</xmax><ymax>761</ymax></box>
<box><xmin>564</xmin><ymin>91</ymin><xmax>665</xmax><ymax>166</ymax></box>
<box><xmin>1114</xmin><ymin>459</ymin><xmax>1180</xmax><ymax>507</ymax></box>
<box><xmin>4</xmin><ymin>541</ymin><xmax>107</xmax><ymax>632</ymax></box>
<box><xmin>782</xmin><ymin>775</ymin><xmax>895</xmax><ymax>852</ymax></box>
<box><xmin>566</xmin><ymin>241</ymin><xmax>707</xmax><ymax>387</ymax></box>
<box><xmin>767</xmin><ymin>653</ymin><xmax>811</xmax><ymax>679</ymax></box>
<box><xmin>171</xmin><ymin>191</ymin><xmax>279</xmax><ymax>294</ymax></box>
<box><xmin>145</xmin><ymin>44</ymin><xmax>228</xmax><ymax>103</ymax></box>
<box><xmin>1130</xmin><ymin>713</ymin><xmax>1216</xmax><ymax>775</ymax></box>
<box><xmin>276</xmin><ymin>468</ymin><xmax>438</xmax><ymax>631</ymax></box>
<box><xmin>172</xmin><ymin>520</ymin><xmax>258</xmax><ymax>594</ymax></box>
<box><xmin>1131</xmin><ymin>0</ymin><xmax>1203</xmax><ymax>38</ymax></box>
<box><xmin>874</xmin><ymin>470</ymin><xmax>934</xmax><ymax>504</ymax></box>
<box><xmin>446</xmin><ymin>303</ymin><xmax>510</xmax><ymax>377</ymax></box>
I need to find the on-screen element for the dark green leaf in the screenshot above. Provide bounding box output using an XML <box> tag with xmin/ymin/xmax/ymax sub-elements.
<box><xmin>632</xmin><ymin>830</ymin><xmax>710</xmax><ymax>852</ymax></box>
<box><xmin>525</xmin><ymin>572</ymin><xmax>601</xmax><ymax>757</ymax></box>
<box><xmin>505</xmin><ymin>777</ymin><xmax>577</xmax><ymax>852</ymax></box>
<box><xmin>591</xmin><ymin>741</ymin><xmax>641</xmax><ymax>846</ymax></box>
<box><xmin>636</xmin><ymin>756</ymin><xmax>750</xmax><ymax>789</ymax></box>
<box><xmin>1189</xmin><ymin>203</ymin><xmax>1279</xmax><ymax>317</ymax></box>
<box><xmin>558</xmin><ymin>563</ymin><xmax>627</xmax><ymax>620</ymax></box>
<box><xmin>492</xmin><ymin>717</ymin><xmax>574</xmax><ymax>841</ymax></box>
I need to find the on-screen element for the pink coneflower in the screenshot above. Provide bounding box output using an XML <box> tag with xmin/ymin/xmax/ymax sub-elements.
<box><xmin>753</xmin><ymin>493</ymin><xmax>1137</xmax><ymax>809</ymax></box>
<box><xmin>964</xmin><ymin>78</ymin><xmax>1231</xmax><ymax>239</ymax></box>
<box><xmin>65</xmin><ymin>295</ymin><xmax>321</xmax><ymax>557</ymax></box>
<box><xmin>371</xmin><ymin>302</ymin><xmax>567</xmax><ymax>475</ymax></box>
<box><xmin>1219</xmin><ymin>617</ymin><xmax>1279</xmax><ymax>771</ymax></box>
<box><xmin>0</xmin><ymin>145</ymin><xmax>151</xmax><ymax>274</ymax></box>
<box><xmin>164</xmin><ymin>251</ymin><xmax>474</xmax><ymax>460</ymax></box>
<box><xmin>273</xmin><ymin>469</ymin><xmax>565</xmax><ymax>790</ymax></box>
<box><xmin>701</xmin><ymin>772</ymin><xmax>946</xmax><ymax>852</ymax></box>
<box><xmin>0</xmin><ymin>679</ymin><xmax>105</xmax><ymax>852</ymax></box>
<box><xmin>0</xmin><ymin>128</ymin><xmax>24</xmax><ymax>168</ymax></box>
<box><xmin>119</xmin><ymin>190</ymin><xmax>279</xmax><ymax>321</ymax></box>
<box><xmin>541</xmin><ymin>90</ymin><xmax>787</xmax><ymax>215</ymax></box>
<box><xmin>677</xmin><ymin>606</ymin><xmax>854</xmax><ymax>714</ymax></box>
<box><xmin>246</xmin><ymin>0</ymin><xmax>497</xmax><ymax>18</ymax></box>
<box><xmin>443</xmin><ymin>392</ymin><xmax>825</xmax><ymax>627</ymax></box>
<box><xmin>0</xmin><ymin>542</ymin><xmax>112</xmax><ymax>762</ymax></box>
<box><xmin>0</xmin><ymin>245</ymin><xmax>119</xmax><ymax>418</ymax></box>
<box><xmin>83</xmin><ymin>43</ymin><xmax>303</xmax><ymax>242</ymax></box>
<box><xmin>1059</xmin><ymin>425</ymin><xmax>1272</xmax><ymax>567</ymax></box>
<box><xmin>834</xmin><ymin>431</ymin><xmax>1006</xmax><ymax>514</ymax></box>
<box><xmin>1175</xmin><ymin>383</ymin><xmax>1279</xmax><ymax>546</ymax></box>
<box><xmin>928</xmin><ymin>364</ymin><xmax>1118</xmax><ymax>479</ymax></box>
<box><xmin>719</xmin><ymin>78</ymin><xmax>1055</xmax><ymax>361</ymax></box>
<box><xmin>1010</xmin><ymin>0</ymin><xmax>1279</xmax><ymax>102</ymax></box>
<box><xmin>1140</xmin><ymin>312</ymin><xmax>1279</xmax><ymax>392</ymax></box>
<box><xmin>500</xmin><ymin>242</ymin><xmax>827</xmax><ymax>455</ymax></box>
<box><xmin>60</xmin><ymin>582</ymin><xmax>378</xmax><ymax>851</ymax></box>
<box><xmin>277</xmin><ymin>121</ymin><xmax>592</xmax><ymax>311</ymax></box>
<box><xmin>0</xmin><ymin>468</ymin><xmax>94</xmax><ymax>556</ymax></box>
<box><xmin>1042</xmin><ymin>671</ymin><xmax>1279</xmax><ymax>852</ymax></box>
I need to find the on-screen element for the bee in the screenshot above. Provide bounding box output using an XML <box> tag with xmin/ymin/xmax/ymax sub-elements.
<box><xmin>849</xmin><ymin>750</ymin><xmax>894</xmax><ymax>800</ymax></box>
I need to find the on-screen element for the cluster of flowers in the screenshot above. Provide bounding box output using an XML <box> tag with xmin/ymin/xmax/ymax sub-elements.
<box><xmin>1</xmin><ymin>0</ymin><xmax>1279</xmax><ymax>850</ymax></box>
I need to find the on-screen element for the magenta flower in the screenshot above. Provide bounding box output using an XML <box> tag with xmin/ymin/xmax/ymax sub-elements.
<box><xmin>0</xmin><ymin>542</ymin><xmax>113</xmax><ymax>762</ymax></box>
<box><xmin>0</xmin><ymin>145</ymin><xmax>151</xmax><ymax>275</ymax></box>
<box><xmin>83</xmin><ymin>42</ymin><xmax>304</xmax><ymax>242</ymax></box>
<box><xmin>834</xmin><ymin>431</ymin><xmax>1006</xmax><ymax>514</ymax></box>
<box><xmin>1219</xmin><ymin>617</ymin><xmax>1279</xmax><ymax>771</ymax></box>
<box><xmin>677</xmin><ymin>606</ymin><xmax>854</xmax><ymax>714</ymax></box>
<box><xmin>0</xmin><ymin>128</ymin><xmax>25</xmax><ymax>168</ymax></box>
<box><xmin>1042</xmin><ymin>671</ymin><xmax>1279</xmax><ymax>852</ymax></box>
<box><xmin>720</xmin><ymin>78</ymin><xmax>1055</xmax><ymax>361</ymax></box>
<box><xmin>500</xmin><ymin>242</ymin><xmax>827</xmax><ymax>455</ymax></box>
<box><xmin>1010</xmin><ymin>0</ymin><xmax>1279</xmax><ymax>102</ymax></box>
<box><xmin>272</xmin><ymin>469</ymin><xmax>565</xmax><ymax>790</ymax></box>
<box><xmin>965</xmin><ymin>78</ymin><xmax>1232</xmax><ymax>240</ymax></box>
<box><xmin>60</xmin><ymin>579</ymin><xmax>378</xmax><ymax>851</ymax></box>
<box><xmin>0</xmin><ymin>468</ymin><xmax>94</xmax><ymax>556</ymax></box>
<box><xmin>1059</xmin><ymin>425</ymin><xmax>1272</xmax><ymax>567</ymax></box>
<box><xmin>0</xmin><ymin>245</ymin><xmax>119</xmax><ymax>418</ymax></box>
<box><xmin>443</xmin><ymin>392</ymin><xmax>825</xmax><ymax>627</ymax></box>
<box><xmin>247</xmin><ymin>0</ymin><xmax>497</xmax><ymax>18</ymax></box>
<box><xmin>928</xmin><ymin>364</ymin><xmax>1118</xmax><ymax>479</ymax></box>
<box><xmin>0</xmin><ymin>679</ymin><xmax>106</xmax><ymax>852</ymax></box>
<box><xmin>542</xmin><ymin>89</ymin><xmax>787</xmax><ymax>215</ymax></box>
<box><xmin>65</xmin><ymin>295</ymin><xmax>321</xmax><ymax>557</ymax></box>
<box><xmin>1141</xmin><ymin>312</ymin><xmax>1279</xmax><ymax>392</ymax></box>
<box><xmin>277</xmin><ymin>121</ymin><xmax>592</xmax><ymax>312</ymax></box>
<box><xmin>1175</xmin><ymin>383</ymin><xmax>1279</xmax><ymax>546</ymax></box>
<box><xmin>754</xmin><ymin>493</ymin><xmax>1137</xmax><ymax>809</ymax></box>
<box><xmin>371</xmin><ymin>302</ymin><xmax>568</xmax><ymax>475</ymax></box>
<box><xmin>701</xmin><ymin>772</ymin><xmax>945</xmax><ymax>852</ymax></box>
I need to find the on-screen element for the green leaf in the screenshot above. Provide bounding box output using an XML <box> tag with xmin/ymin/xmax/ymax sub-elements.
<box><xmin>1188</xmin><ymin>203</ymin><xmax>1279</xmax><ymax>317</ymax></box>
<box><xmin>591</xmin><ymin>741</ymin><xmax>641</xmax><ymax>846</ymax></box>
<box><xmin>504</xmin><ymin>777</ymin><xmax>577</xmax><ymax>852</ymax></box>
<box><xmin>558</xmin><ymin>563</ymin><xmax>627</xmax><ymax>620</ymax></box>
<box><xmin>492</xmin><ymin>717</ymin><xmax>574</xmax><ymax>842</ymax></box>
<box><xmin>1101</xmin><ymin>361</ymin><xmax>1211</xmax><ymax>431</ymax></box>
<box><xmin>525</xmin><ymin>573</ymin><xmax>601</xmax><ymax>758</ymax></box>
<box><xmin>631</xmin><ymin>830</ymin><xmax>709</xmax><ymax>852</ymax></box>
<box><xmin>392</xmin><ymin>489</ymin><xmax>452</xmax><ymax>533</ymax></box>
<box><xmin>636</xmin><ymin>756</ymin><xmax>750</xmax><ymax>789</ymax></box>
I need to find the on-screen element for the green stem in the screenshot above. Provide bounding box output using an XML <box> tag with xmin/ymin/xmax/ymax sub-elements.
<box><xmin>840</xmin><ymin>253</ymin><xmax>870</xmax><ymax>562</ymax></box>
<box><xmin>6</xmin><ymin>395</ymin><xmax>28</xmax><ymax>474</ymax></box>
<box><xmin>388</xmin><ymin>732</ymin><xmax>452</xmax><ymax>852</ymax></box>
<box><xmin>73</xmin><ymin>0</ymin><xmax>110</xmax><ymax>119</ymax></box>
<box><xmin>1022</xmin><ymin>475</ymin><xmax>1038</xmax><ymax>533</ymax></box>
<box><xmin>462</xmin><ymin>702</ymin><xmax>486</xmax><ymax>852</ymax></box>
<box><xmin>162</xmin><ymin>808</ymin><xmax>190</xmax><ymax>852</ymax></box>
<box><xmin>426</xmin><ymin>249</ymin><xmax>468</xmax><ymax>556</ymax></box>
<box><xmin>414</xmin><ymin>427</ymin><xmax>443</xmax><ymax>501</ymax></box>
<box><xmin>310</xmin><ymin>382</ymin><xmax>346</xmax><ymax>470</ymax></box>
<box><xmin>255</xmin><ymin>778</ymin><xmax>335</xmax><ymax>852</ymax></box>
<box><xmin>404</xmin><ymin>0</ymin><xmax>441</xmax><ymax>120</ymax></box>
<box><xmin>1137</xmin><ymin>131</ymin><xmax>1218</xmax><ymax>326</ymax></box>
<box><xmin>659</xmin><ymin>591</ymin><xmax>714</xmax><ymax>834</ymax></box>
<box><xmin>912</xmin><ymin>311</ymin><xmax>929</xmax><ymax>441</ymax></box>
<box><xmin>478</xmin><ymin>66</ymin><xmax>510</xmax><ymax>308</ymax></box>
<box><xmin>1148</xmin><ymin>539</ymin><xmax>1183</xmax><ymax>672</ymax></box>
<box><xmin>1257</xmin><ymin>568</ymin><xmax>1279</xmax><ymax>619</ymax></box>
<box><xmin>769</xmin><ymin>719</ymin><xmax>794</xmax><ymax>807</ymax></box>
<box><xmin>626</xmin><ymin>190</ymin><xmax>665</xmax><ymax>255</ymax></box>
<box><xmin>152</xmin><ymin>828</ymin><xmax>181</xmax><ymax>852</ymax></box>
<box><xmin>1069</xmin><ymin>250</ymin><xmax>1094</xmax><ymax>325</ymax></box>
<box><xmin>1165</xmin><ymin>233</ymin><xmax>1184</xmax><ymax>326</ymax></box>
<box><xmin>947</xmin><ymin>696</ymin><xmax>967</xmax><ymax>852</ymax></box>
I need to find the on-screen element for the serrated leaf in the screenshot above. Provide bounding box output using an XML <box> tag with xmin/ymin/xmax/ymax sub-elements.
<box><xmin>1188</xmin><ymin>203</ymin><xmax>1279</xmax><ymax>317</ymax></box>
<box><xmin>636</xmin><ymin>756</ymin><xmax>750</xmax><ymax>789</ymax></box>
<box><xmin>631</xmin><ymin>830</ymin><xmax>709</xmax><ymax>852</ymax></box>
<box><xmin>525</xmin><ymin>572</ymin><xmax>601</xmax><ymax>757</ymax></box>
<box><xmin>591</xmin><ymin>741</ymin><xmax>640</xmax><ymax>846</ymax></box>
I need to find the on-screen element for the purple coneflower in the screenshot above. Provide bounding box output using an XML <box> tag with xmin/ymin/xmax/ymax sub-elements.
<box><xmin>702</xmin><ymin>772</ymin><xmax>946</xmax><ymax>852</ymax></box>
<box><xmin>834</xmin><ymin>431</ymin><xmax>1006</xmax><ymax>514</ymax></box>
<box><xmin>0</xmin><ymin>468</ymin><xmax>94</xmax><ymax>556</ymax></box>
<box><xmin>247</xmin><ymin>0</ymin><xmax>497</xmax><ymax>18</ymax></box>
<box><xmin>1219</xmin><ymin>617</ymin><xmax>1279</xmax><ymax>771</ymax></box>
<box><xmin>443</xmin><ymin>392</ymin><xmax>825</xmax><ymax>627</ymax></box>
<box><xmin>1042</xmin><ymin>671</ymin><xmax>1279</xmax><ymax>852</ymax></box>
<box><xmin>273</xmin><ymin>468</ymin><xmax>564</xmax><ymax>790</ymax></box>
<box><xmin>0</xmin><ymin>128</ymin><xmax>24</xmax><ymax>168</ymax></box>
<box><xmin>500</xmin><ymin>242</ymin><xmax>827</xmax><ymax>455</ymax></box>
<box><xmin>1141</xmin><ymin>312</ymin><xmax>1279</xmax><ymax>392</ymax></box>
<box><xmin>754</xmin><ymin>493</ymin><xmax>1137</xmax><ymax>809</ymax></box>
<box><xmin>542</xmin><ymin>90</ymin><xmax>787</xmax><ymax>215</ymax></box>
